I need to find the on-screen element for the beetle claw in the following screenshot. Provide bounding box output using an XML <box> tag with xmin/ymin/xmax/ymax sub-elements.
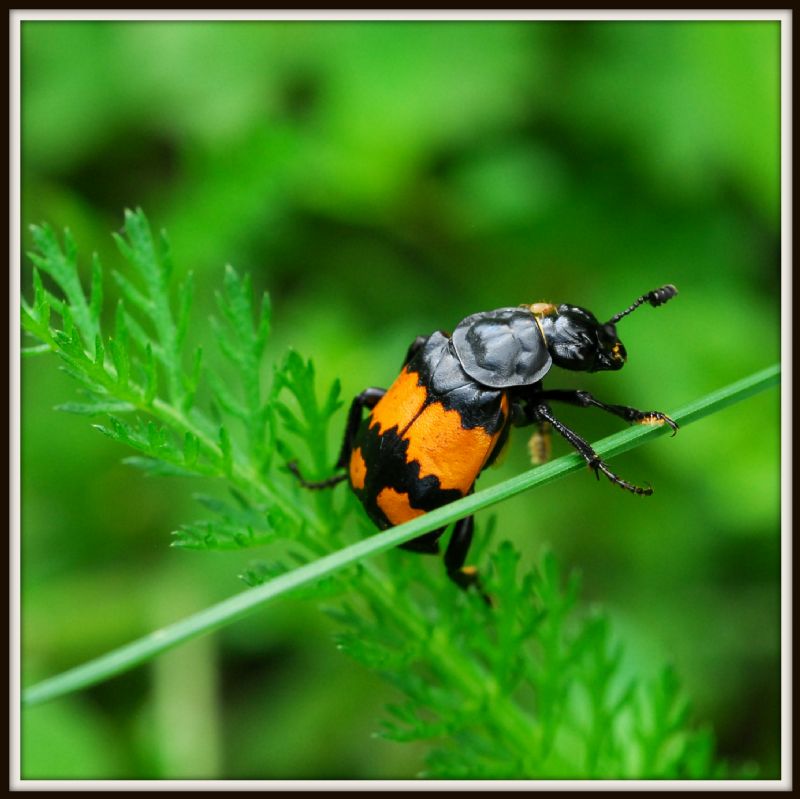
<box><xmin>636</xmin><ymin>411</ymin><xmax>679</xmax><ymax>436</ymax></box>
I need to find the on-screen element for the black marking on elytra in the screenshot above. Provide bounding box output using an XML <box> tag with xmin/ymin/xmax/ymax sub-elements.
<box><xmin>352</xmin><ymin>422</ymin><xmax>463</xmax><ymax>530</ymax></box>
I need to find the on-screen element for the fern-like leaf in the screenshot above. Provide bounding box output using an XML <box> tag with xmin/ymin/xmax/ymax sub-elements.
<box><xmin>21</xmin><ymin>210</ymin><xmax>756</xmax><ymax>781</ymax></box>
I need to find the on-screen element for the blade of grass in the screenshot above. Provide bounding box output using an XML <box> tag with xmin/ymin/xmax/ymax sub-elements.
<box><xmin>21</xmin><ymin>364</ymin><xmax>780</xmax><ymax>708</ymax></box>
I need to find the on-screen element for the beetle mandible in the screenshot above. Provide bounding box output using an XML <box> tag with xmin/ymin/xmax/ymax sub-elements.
<box><xmin>290</xmin><ymin>285</ymin><xmax>678</xmax><ymax>603</ymax></box>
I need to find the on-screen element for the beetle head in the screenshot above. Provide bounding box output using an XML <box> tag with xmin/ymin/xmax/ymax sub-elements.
<box><xmin>537</xmin><ymin>305</ymin><xmax>626</xmax><ymax>372</ymax></box>
<box><xmin>532</xmin><ymin>285</ymin><xmax>677</xmax><ymax>373</ymax></box>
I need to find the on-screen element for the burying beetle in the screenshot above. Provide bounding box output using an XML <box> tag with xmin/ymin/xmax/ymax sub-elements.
<box><xmin>291</xmin><ymin>285</ymin><xmax>678</xmax><ymax>603</ymax></box>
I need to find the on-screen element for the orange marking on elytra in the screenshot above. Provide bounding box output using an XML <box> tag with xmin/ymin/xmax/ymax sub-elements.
<box><xmin>368</xmin><ymin>366</ymin><xmax>510</xmax><ymax>498</ymax></box>
<box><xmin>369</xmin><ymin>367</ymin><xmax>428</xmax><ymax>436</ymax></box>
<box><xmin>404</xmin><ymin>393</ymin><xmax>509</xmax><ymax>494</ymax></box>
<box><xmin>349</xmin><ymin>447</ymin><xmax>367</xmax><ymax>490</ymax></box>
<box><xmin>376</xmin><ymin>487</ymin><xmax>427</xmax><ymax>525</ymax></box>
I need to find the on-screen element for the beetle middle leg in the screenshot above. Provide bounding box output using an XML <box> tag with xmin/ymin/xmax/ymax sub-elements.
<box><xmin>288</xmin><ymin>387</ymin><xmax>386</xmax><ymax>489</ymax></box>
<box><xmin>529</xmin><ymin>402</ymin><xmax>653</xmax><ymax>496</ymax></box>
<box><xmin>537</xmin><ymin>389</ymin><xmax>678</xmax><ymax>435</ymax></box>
<box><xmin>527</xmin><ymin>421</ymin><xmax>552</xmax><ymax>465</ymax></box>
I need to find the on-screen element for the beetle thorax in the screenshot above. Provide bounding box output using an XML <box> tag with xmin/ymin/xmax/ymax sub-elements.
<box><xmin>451</xmin><ymin>307</ymin><xmax>552</xmax><ymax>388</ymax></box>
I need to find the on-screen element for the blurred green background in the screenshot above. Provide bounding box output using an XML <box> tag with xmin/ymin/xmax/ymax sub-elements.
<box><xmin>20</xmin><ymin>20</ymin><xmax>781</xmax><ymax>779</ymax></box>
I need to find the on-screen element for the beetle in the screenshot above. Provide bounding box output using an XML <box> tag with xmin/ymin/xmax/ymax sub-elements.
<box><xmin>290</xmin><ymin>285</ymin><xmax>678</xmax><ymax>603</ymax></box>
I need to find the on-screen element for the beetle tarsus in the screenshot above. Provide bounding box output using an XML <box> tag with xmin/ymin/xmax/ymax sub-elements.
<box><xmin>634</xmin><ymin>412</ymin><xmax>679</xmax><ymax>436</ymax></box>
<box><xmin>590</xmin><ymin>458</ymin><xmax>653</xmax><ymax>495</ymax></box>
<box><xmin>287</xmin><ymin>460</ymin><xmax>348</xmax><ymax>490</ymax></box>
<box><xmin>448</xmin><ymin>568</ymin><xmax>493</xmax><ymax>607</ymax></box>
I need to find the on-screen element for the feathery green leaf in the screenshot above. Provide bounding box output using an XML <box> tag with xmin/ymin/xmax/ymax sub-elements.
<box><xmin>20</xmin><ymin>210</ymin><xmax>778</xmax><ymax>780</ymax></box>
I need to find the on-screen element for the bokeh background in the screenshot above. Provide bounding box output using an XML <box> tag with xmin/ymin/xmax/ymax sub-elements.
<box><xmin>20</xmin><ymin>20</ymin><xmax>781</xmax><ymax>779</ymax></box>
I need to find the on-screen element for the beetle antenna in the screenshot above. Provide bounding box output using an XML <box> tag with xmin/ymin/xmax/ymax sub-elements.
<box><xmin>607</xmin><ymin>284</ymin><xmax>678</xmax><ymax>325</ymax></box>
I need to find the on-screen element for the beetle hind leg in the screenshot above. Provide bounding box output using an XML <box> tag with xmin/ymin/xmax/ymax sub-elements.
<box><xmin>286</xmin><ymin>462</ymin><xmax>348</xmax><ymax>490</ymax></box>
<box><xmin>399</xmin><ymin>528</ymin><xmax>443</xmax><ymax>554</ymax></box>
<box><xmin>444</xmin><ymin>515</ymin><xmax>492</xmax><ymax>606</ymax></box>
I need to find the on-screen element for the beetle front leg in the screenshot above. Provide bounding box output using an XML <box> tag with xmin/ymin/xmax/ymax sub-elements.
<box><xmin>537</xmin><ymin>389</ymin><xmax>678</xmax><ymax>435</ymax></box>
<box><xmin>288</xmin><ymin>387</ymin><xmax>386</xmax><ymax>489</ymax></box>
<box><xmin>532</xmin><ymin>403</ymin><xmax>653</xmax><ymax>496</ymax></box>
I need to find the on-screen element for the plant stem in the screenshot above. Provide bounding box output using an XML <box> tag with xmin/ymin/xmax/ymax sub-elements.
<box><xmin>21</xmin><ymin>364</ymin><xmax>780</xmax><ymax>708</ymax></box>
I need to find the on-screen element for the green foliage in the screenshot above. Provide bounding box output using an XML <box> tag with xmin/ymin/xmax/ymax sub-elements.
<box><xmin>21</xmin><ymin>211</ymin><xmax>741</xmax><ymax>779</ymax></box>
<box><xmin>338</xmin><ymin>544</ymin><xmax>728</xmax><ymax>779</ymax></box>
<box><xmin>19</xmin><ymin>19</ymin><xmax>781</xmax><ymax>780</ymax></box>
<box><xmin>22</xmin><ymin>210</ymin><xmax>333</xmax><ymax>564</ymax></box>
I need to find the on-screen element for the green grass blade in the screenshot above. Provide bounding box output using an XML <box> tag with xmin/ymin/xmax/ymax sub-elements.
<box><xmin>21</xmin><ymin>363</ymin><xmax>780</xmax><ymax>708</ymax></box>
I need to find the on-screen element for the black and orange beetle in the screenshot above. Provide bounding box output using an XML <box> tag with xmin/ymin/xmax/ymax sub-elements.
<box><xmin>290</xmin><ymin>285</ymin><xmax>678</xmax><ymax>602</ymax></box>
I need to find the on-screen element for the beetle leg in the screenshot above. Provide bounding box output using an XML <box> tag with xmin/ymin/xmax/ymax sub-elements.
<box><xmin>533</xmin><ymin>403</ymin><xmax>653</xmax><ymax>496</ymax></box>
<box><xmin>403</xmin><ymin>335</ymin><xmax>430</xmax><ymax>367</ymax></box>
<box><xmin>444</xmin><ymin>515</ymin><xmax>492</xmax><ymax>606</ymax></box>
<box><xmin>527</xmin><ymin>422</ymin><xmax>552</xmax><ymax>465</ymax></box>
<box><xmin>288</xmin><ymin>387</ymin><xmax>386</xmax><ymax>489</ymax></box>
<box><xmin>399</xmin><ymin>528</ymin><xmax>443</xmax><ymax>554</ymax></box>
<box><xmin>510</xmin><ymin>394</ymin><xmax>553</xmax><ymax>463</ymax></box>
<box><xmin>334</xmin><ymin>387</ymin><xmax>386</xmax><ymax>469</ymax></box>
<box><xmin>286</xmin><ymin>462</ymin><xmax>349</xmax><ymax>490</ymax></box>
<box><xmin>537</xmin><ymin>389</ymin><xmax>678</xmax><ymax>436</ymax></box>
